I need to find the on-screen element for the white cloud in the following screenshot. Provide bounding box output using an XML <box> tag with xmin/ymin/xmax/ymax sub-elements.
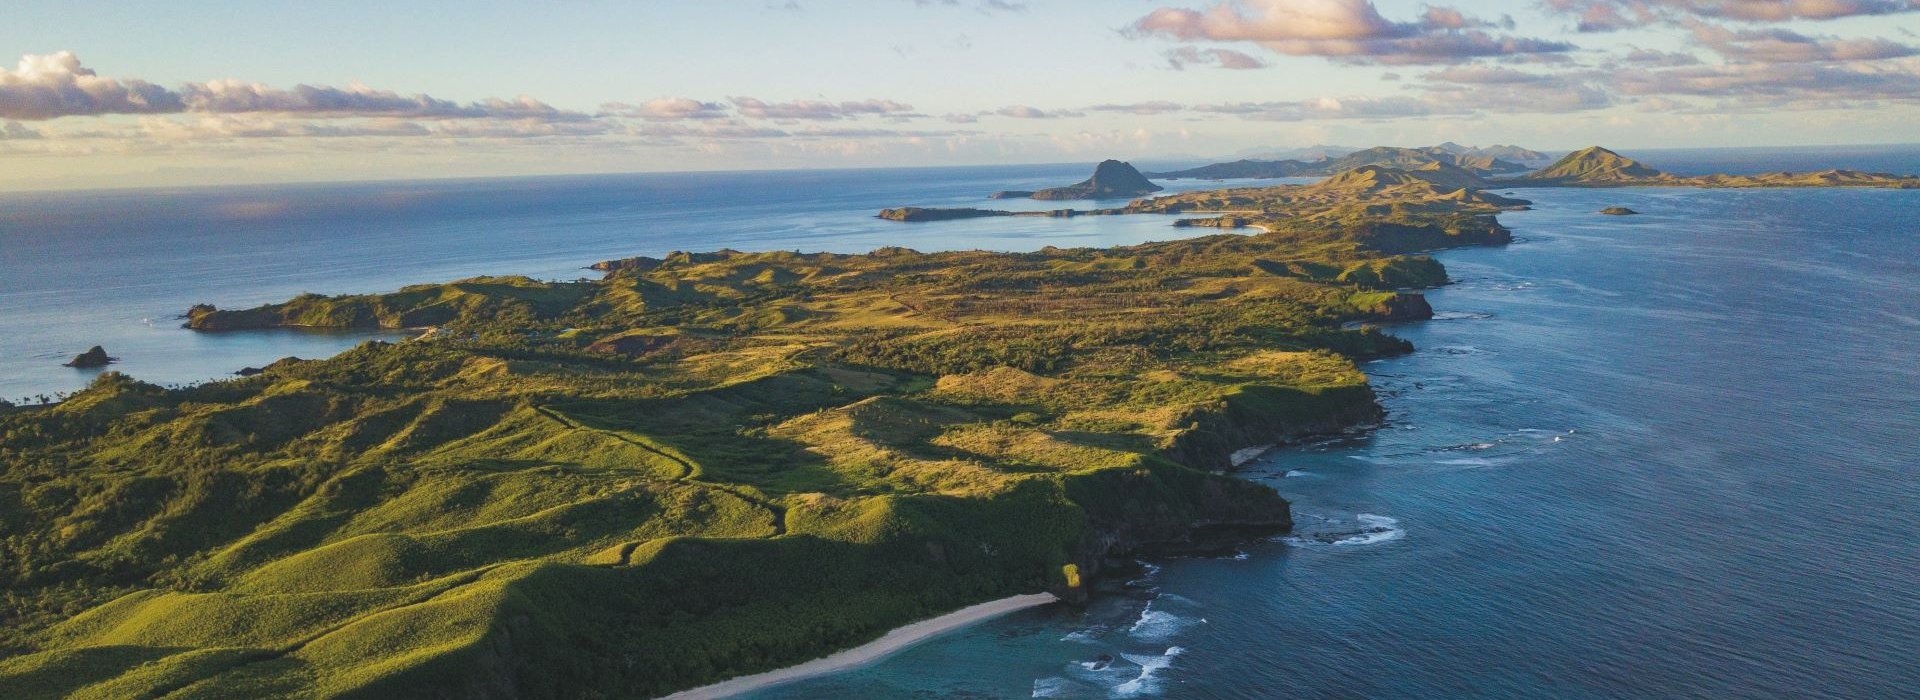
<box><xmin>1131</xmin><ymin>0</ymin><xmax>1575</xmax><ymax>65</ymax></box>
<box><xmin>601</xmin><ymin>97</ymin><xmax>730</xmax><ymax>121</ymax></box>
<box><xmin>0</xmin><ymin>52</ymin><xmax>183</xmax><ymax>120</ymax></box>
<box><xmin>731</xmin><ymin>97</ymin><xmax>917</xmax><ymax>120</ymax></box>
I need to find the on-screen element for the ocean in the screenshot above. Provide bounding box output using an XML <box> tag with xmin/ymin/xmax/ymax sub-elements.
<box><xmin>4</xmin><ymin>146</ymin><xmax>1919</xmax><ymax>698</ymax></box>
<box><xmin>0</xmin><ymin>164</ymin><xmax>1283</xmax><ymax>403</ymax></box>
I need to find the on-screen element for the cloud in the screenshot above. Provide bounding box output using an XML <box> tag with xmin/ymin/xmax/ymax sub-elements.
<box><xmin>1608</xmin><ymin>57</ymin><xmax>1920</xmax><ymax>103</ymax></box>
<box><xmin>601</xmin><ymin>97</ymin><xmax>730</xmax><ymax>121</ymax></box>
<box><xmin>181</xmin><ymin>80</ymin><xmax>589</xmax><ymax>120</ymax></box>
<box><xmin>1546</xmin><ymin>0</ymin><xmax>1920</xmax><ymax>31</ymax></box>
<box><xmin>1416</xmin><ymin>68</ymin><xmax>1616</xmax><ymax>111</ymax></box>
<box><xmin>1686</xmin><ymin>21</ymin><xmax>1917</xmax><ymax>62</ymax></box>
<box><xmin>0</xmin><ymin>52</ymin><xmax>590</xmax><ymax>123</ymax></box>
<box><xmin>1193</xmin><ymin>96</ymin><xmax>1447</xmax><ymax>120</ymax></box>
<box><xmin>1164</xmin><ymin>47</ymin><xmax>1270</xmax><ymax>69</ymax></box>
<box><xmin>0</xmin><ymin>51</ymin><xmax>184</xmax><ymax>120</ymax></box>
<box><xmin>1620</xmin><ymin>47</ymin><xmax>1704</xmax><ymax>66</ymax></box>
<box><xmin>1420</xmin><ymin>65</ymin><xmax>1563</xmax><ymax>84</ymax></box>
<box><xmin>990</xmin><ymin>105</ymin><xmax>1085</xmax><ymax>118</ymax></box>
<box><xmin>1130</xmin><ymin>0</ymin><xmax>1575</xmax><ymax>64</ymax></box>
<box><xmin>730</xmin><ymin>97</ymin><xmax>917</xmax><ymax>120</ymax></box>
<box><xmin>638</xmin><ymin>120</ymin><xmax>793</xmax><ymax>140</ymax></box>
<box><xmin>1</xmin><ymin>120</ymin><xmax>42</xmax><ymax>139</ymax></box>
<box><xmin>1085</xmin><ymin>101</ymin><xmax>1188</xmax><ymax>114</ymax></box>
<box><xmin>911</xmin><ymin>0</ymin><xmax>1029</xmax><ymax>12</ymax></box>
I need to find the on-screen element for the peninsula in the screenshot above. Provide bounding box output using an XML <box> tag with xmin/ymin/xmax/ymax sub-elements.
<box><xmin>0</xmin><ymin>163</ymin><xmax>1513</xmax><ymax>698</ymax></box>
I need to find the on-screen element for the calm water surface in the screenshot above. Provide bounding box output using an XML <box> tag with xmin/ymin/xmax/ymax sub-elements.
<box><xmin>0</xmin><ymin>164</ymin><xmax>1275</xmax><ymax>402</ymax></box>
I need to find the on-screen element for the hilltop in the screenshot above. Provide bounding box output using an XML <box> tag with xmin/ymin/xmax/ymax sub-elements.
<box><xmin>1503</xmin><ymin>146</ymin><xmax>1667</xmax><ymax>185</ymax></box>
<box><xmin>1325</xmin><ymin>147</ymin><xmax>1530</xmax><ymax>177</ymax></box>
<box><xmin>992</xmin><ymin>160</ymin><xmax>1163</xmax><ymax>200</ymax></box>
<box><xmin>1433</xmin><ymin>142</ymin><xmax>1550</xmax><ymax>164</ymax></box>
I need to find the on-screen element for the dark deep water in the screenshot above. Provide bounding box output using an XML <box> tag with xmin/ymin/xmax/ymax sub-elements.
<box><xmin>4</xmin><ymin>148</ymin><xmax>1919</xmax><ymax>698</ymax></box>
<box><xmin>759</xmin><ymin>176</ymin><xmax>1920</xmax><ymax>697</ymax></box>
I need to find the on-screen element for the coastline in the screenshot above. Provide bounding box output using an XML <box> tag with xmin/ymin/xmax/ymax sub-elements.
<box><xmin>658</xmin><ymin>593</ymin><xmax>1060</xmax><ymax>700</ymax></box>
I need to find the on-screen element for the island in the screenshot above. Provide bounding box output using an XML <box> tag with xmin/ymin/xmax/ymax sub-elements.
<box><xmin>0</xmin><ymin>166</ymin><xmax>1515</xmax><ymax>698</ymax></box>
<box><xmin>1498</xmin><ymin>146</ymin><xmax>1920</xmax><ymax>189</ymax></box>
<box><xmin>992</xmin><ymin>159</ymin><xmax>1163</xmax><ymax>200</ymax></box>
<box><xmin>61</xmin><ymin>346</ymin><xmax>114</xmax><ymax>368</ymax></box>
<box><xmin>1147</xmin><ymin>144</ymin><xmax>1538</xmax><ymax>181</ymax></box>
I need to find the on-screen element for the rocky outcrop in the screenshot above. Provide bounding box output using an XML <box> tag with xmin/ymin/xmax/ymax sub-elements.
<box><xmin>1020</xmin><ymin>160</ymin><xmax>1163</xmax><ymax>201</ymax></box>
<box><xmin>1364</xmin><ymin>292</ymin><xmax>1436</xmax><ymax>322</ymax></box>
<box><xmin>1600</xmin><ymin>207</ymin><xmax>1641</xmax><ymax>215</ymax></box>
<box><xmin>64</xmin><ymin>346</ymin><xmax>114</xmax><ymax>368</ymax></box>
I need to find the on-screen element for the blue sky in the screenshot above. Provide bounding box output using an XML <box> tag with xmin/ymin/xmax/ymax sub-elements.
<box><xmin>3</xmin><ymin>0</ymin><xmax>1918</xmax><ymax>190</ymax></box>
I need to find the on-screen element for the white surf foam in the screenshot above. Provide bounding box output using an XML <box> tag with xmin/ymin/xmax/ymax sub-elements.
<box><xmin>1113</xmin><ymin>646</ymin><xmax>1184</xmax><ymax>696</ymax></box>
<box><xmin>1334</xmin><ymin>514</ymin><xmax>1405</xmax><ymax>546</ymax></box>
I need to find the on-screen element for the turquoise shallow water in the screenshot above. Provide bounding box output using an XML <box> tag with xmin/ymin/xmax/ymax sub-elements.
<box><xmin>757</xmin><ymin>185</ymin><xmax>1920</xmax><ymax>698</ymax></box>
<box><xmin>4</xmin><ymin>148</ymin><xmax>1918</xmax><ymax>699</ymax></box>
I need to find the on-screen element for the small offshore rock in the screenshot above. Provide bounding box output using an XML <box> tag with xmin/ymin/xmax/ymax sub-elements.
<box><xmin>64</xmin><ymin>346</ymin><xmax>114</xmax><ymax>368</ymax></box>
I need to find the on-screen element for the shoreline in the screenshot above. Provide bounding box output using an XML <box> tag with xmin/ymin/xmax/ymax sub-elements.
<box><xmin>657</xmin><ymin>593</ymin><xmax>1060</xmax><ymax>699</ymax></box>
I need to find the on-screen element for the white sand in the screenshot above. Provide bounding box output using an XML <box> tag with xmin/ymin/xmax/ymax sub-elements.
<box><xmin>658</xmin><ymin>592</ymin><xmax>1059</xmax><ymax>699</ymax></box>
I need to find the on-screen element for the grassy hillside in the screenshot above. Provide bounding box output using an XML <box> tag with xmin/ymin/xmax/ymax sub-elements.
<box><xmin>0</xmin><ymin>185</ymin><xmax>1512</xmax><ymax>698</ymax></box>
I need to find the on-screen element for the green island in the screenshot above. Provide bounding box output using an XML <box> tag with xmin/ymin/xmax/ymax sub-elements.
<box><xmin>1496</xmin><ymin>146</ymin><xmax>1920</xmax><ymax>188</ymax></box>
<box><xmin>4</xmin><ymin>144</ymin><xmax>1903</xmax><ymax>698</ymax></box>
<box><xmin>1145</xmin><ymin>144</ymin><xmax>1537</xmax><ymax>180</ymax></box>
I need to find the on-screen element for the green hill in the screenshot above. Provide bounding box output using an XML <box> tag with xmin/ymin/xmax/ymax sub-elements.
<box><xmin>1508</xmin><ymin>146</ymin><xmax>1666</xmax><ymax>184</ymax></box>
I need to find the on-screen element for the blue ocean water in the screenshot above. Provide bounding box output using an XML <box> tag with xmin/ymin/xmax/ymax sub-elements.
<box><xmin>3</xmin><ymin>146</ymin><xmax>1918</xmax><ymax>698</ymax></box>
<box><xmin>756</xmin><ymin>165</ymin><xmax>1920</xmax><ymax>698</ymax></box>
<box><xmin>0</xmin><ymin>164</ymin><xmax>1264</xmax><ymax>402</ymax></box>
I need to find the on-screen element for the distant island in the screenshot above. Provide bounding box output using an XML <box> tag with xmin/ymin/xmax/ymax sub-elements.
<box><xmin>990</xmin><ymin>159</ymin><xmax>1163</xmax><ymax>200</ymax></box>
<box><xmin>1146</xmin><ymin>144</ymin><xmax>1538</xmax><ymax>181</ymax></box>
<box><xmin>1498</xmin><ymin>146</ymin><xmax>1920</xmax><ymax>189</ymax></box>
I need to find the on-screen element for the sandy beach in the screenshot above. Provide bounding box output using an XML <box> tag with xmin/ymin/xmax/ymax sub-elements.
<box><xmin>658</xmin><ymin>592</ymin><xmax>1060</xmax><ymax>699</ymax></box>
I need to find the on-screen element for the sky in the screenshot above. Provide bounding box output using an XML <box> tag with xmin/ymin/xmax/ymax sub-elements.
<box><xmin>3</xmin><ymin>0</ymin><xmax>1919</xmax><ymax>191</ymax></box>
